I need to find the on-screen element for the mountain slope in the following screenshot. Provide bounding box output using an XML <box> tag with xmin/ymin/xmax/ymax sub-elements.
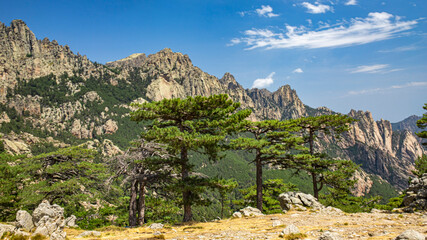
<box><xmin>0</xmin><ymin>19</ymin><xmax>425</xmax><ymax>191</ymax></box>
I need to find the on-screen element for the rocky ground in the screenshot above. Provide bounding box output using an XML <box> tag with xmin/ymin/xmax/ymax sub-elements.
<box><xmin>64</xmin><ymin>210</ymin><xmax>426</xmax><ymax>240</ymax></box>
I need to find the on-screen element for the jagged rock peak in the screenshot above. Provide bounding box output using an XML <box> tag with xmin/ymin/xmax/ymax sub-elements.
<box><xmin>144</xmin><ymin>48</ymin><xmax>193</xmax><ymax>72</ymax></box>
<box><xmin>106</xmin><ymin>53</ymin><xmax>147</xmax><ymax>68</ymax></box>
<box><xmin>219</xmin><ymin>72</ymin><xmax>243</xmax><ymax>90</ymax></box>
<box><xmin>0</xmin><ymin>19</ymin><xmax>96</xmax><ymax>102</ymax></box>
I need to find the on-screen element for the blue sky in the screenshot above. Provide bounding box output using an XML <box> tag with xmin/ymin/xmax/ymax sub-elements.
<box><xmin>1</xmin><ymin>0</ymin><xmax>426</xmax><ymax>122</ymax></box>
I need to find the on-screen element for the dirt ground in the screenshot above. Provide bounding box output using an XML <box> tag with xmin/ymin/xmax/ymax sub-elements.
<box><xmin>65</xmin><ymin>210</ymin><xmax>426</xmax><ymax>240</ymax></box>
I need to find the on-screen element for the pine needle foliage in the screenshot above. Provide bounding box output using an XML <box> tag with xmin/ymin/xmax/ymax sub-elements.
<box><xmin>230</xmin><ymin>119</ymin><xmax>305</xmax><ymax>212</ymax></box>
<box><xmin>130</xmin><ymin>94</ymin><xmax>251</xmax><ymax>222</ymax></box>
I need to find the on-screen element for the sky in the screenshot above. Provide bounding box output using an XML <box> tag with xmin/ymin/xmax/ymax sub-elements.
<box><xmin>1</xmin><ymin>0</ymin><xmax>426</xmax><ymax>122</ymax></box>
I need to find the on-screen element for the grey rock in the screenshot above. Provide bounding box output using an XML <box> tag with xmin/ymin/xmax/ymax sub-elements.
<box><xmin>64</xmin><ymin>215</ymin><xmax>78</xmax><ymax>228</ymax></box>
<box><xmin>16</xmin><ymin>210</ymin><xmax>34</xmax><ymax>231</ymax></box>
<box><xmin>232</xmin><ymin>212</ymin><xmax>242</xmax><ymax>218</ymax></box>
<box><xmin>0</xmin><ymin>223</ymin><xmax>16</xmax><ymax>237</ymax></box>
<box><xmin>149</xmin><ymin>223</ymin><xmax>164</xmax><ymax>230</ymax></box>
<box><xmin>32</xmin><ymin>200</ymin><xmax>64</xmax><ymax>224</ymax></box>
<box><xmin>319</xmin><ymin>231</ymin><xmax>341</xmax><ymax>240</ymax></box>
<box><xmin>272</xmin><ymin>220</ymin><xmax>282</xmax><ymax>227</ymax></box>
<box><xmin>239</xmin><ymin>206</ymin><xmax>263</xmax><ymax>217</ymax></box>
<box><xmin>320</xmin><ymin>206</ymin><xmax>343</xmax><ymax>214</ymax></box>
<box><xmin>394</xmin><ymin>230</ymin><xmax>425</xmax><ymax>240</ymax></box>
<box><xmin>279</xmin><ymin>192</ymin><xmax>325</xmax><ymax>211</ymax></box>
<box><xmin>403</xmin><ymin>174</ymin><xmax>427</xmax><ymax>211</ymax></box>
<box><xmin>282</xmin><ymin>224</ymin><xmax>300</xmax><ymax>234</ymax></box>
<box><xmin>31</xmin><ymin>200</ymin><xmax>66</xmax><ymax>240</ymax></box>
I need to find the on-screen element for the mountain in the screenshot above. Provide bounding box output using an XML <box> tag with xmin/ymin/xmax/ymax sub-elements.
<box><xmin>0</xmin><ymin>20</ymin><xmax>425</xmax><ymax>191</ymax></box>
<box><xmin>392</xmin><ymin>115</ymin><xmax>422</xmax><ymax>133</ymax></box>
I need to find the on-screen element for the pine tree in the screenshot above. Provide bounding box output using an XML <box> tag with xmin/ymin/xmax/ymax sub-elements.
<box><xmin>293</xmin><ymin>114</ymin><xmax>357</xmax><ymax>199</ymax></box>
<box><xmin>213</xmin><ymin>178</ymin><xmax>238</xmax><ymax>218</ymax></box>
<box><xmin>413</xmin><ymin>103</ymin><xmax>427</xmax><ymax>176</ymax></box>
<box><xmin>18</xmin><ymin>146</ymin><xmax>108</xmax><ymax>212</ymax></box>
<box><xmin>416</xmin><ymin>103</ymin><xmax>427</xmax><ymax>145</ymax></box>
<box><xmin>108</xmin><ymin>139</ymin><xmax>173</xmax><ymax>226</ymax></box>
<box><xmin>230</xmin><ymin>119</ymin><xmax>304</xmax><ymax>211</ymax></box>
<box><xmin>130</xmin><ymin>94</ymin><xmax>251</xmax><ymax>222</ymax></box>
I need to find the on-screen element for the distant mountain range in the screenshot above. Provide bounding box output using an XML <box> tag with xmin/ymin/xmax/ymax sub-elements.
<box><xmin>0</xmin><ymin>19</ymin><xmax>425</xmax><ymax>192</ymax></box>
<box><xmin>392</xmin><ymin>115</ymin><xmax>422</xmax><ymax>133</ymax></box>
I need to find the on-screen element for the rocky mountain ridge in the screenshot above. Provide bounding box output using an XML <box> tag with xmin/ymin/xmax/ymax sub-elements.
<box><xmin>0</xmin><ymin>19</ymin><xmax>425</xmax><ymax>191</ymax></box>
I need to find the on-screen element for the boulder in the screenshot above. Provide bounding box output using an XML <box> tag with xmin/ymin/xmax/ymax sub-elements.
<box><xmin>320</xmin><ymin>206</ymin><xmax>343</xmax><ymax>214</ymax></box>
<box><xmin>232</xmin><ymin>212</ymin><xmax>243</xmax><ymax>218</ymax></box>
<box><xmin>16</xmin><ymin>210</ymin><xmax>34</xmax><ymax>231</ymax></box>
<box><xmin>279</xmin><ymin>192</ymin><xmax>325</xmax><ymax>211</ymax></box>
<box><xmin>32</xmin><ymin>200</ymin><xmax>66</xmax><ymax>240</ymax></box>
<box><xmin>0</xmin><ymin>223</ymin><xmax>16</xmax><ymax>237</ymax></box>
<box><xmin>319</xmin><ymin>231</ymin><xmax>341</xmax><ymax>240</ymax></box>
<box><xmin>32</xmin><ymin>200</ymin><xmax>64</xmax><ymax>224</ymax></box>
<box><xmin>403</xmin><ymin>173</ymin><xmax>427</xmax><ymax>212</ymax></box>
<box><xmin>394</xmin><ymin>230</ymin><xmax>425</xmax><ymax>240</ymax></box>
<box><xmin>64</xmin><ymin>215</ymin><xmax>78</xmax><ymax>228</ymax></box>
<box><xmin>280</xmin><ymin>224</ymin><xmax>300</xmax><ymax>237</ymax></box>
<box><xmin>149</xmin><ymin>223</ymin><xmax>164</xmax><ymax>230</ymax></box>
<box><xmin>239</xmin><ymin>206</ymin><xmax>264</xmax><ymax>217</ymax></box>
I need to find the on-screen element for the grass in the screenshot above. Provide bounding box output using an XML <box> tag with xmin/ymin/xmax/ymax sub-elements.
<box><xmin>282</xmin><ymin>233</ymin><xmax>308</xmax><ymax>240</ymax></box>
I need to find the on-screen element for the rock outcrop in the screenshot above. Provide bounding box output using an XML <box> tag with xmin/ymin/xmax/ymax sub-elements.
<box><xmin>232</xmin><ymin>206</ymin><xmax>264</xmax><ymax>218</ymax></box>
<box><xmin>403</xmin><ymin>173</ymin><xmax>427</xmax><ymax>212</ymax></box>
<box><xmin>278</xmin><ymin>192</ymin><xmax>324</xmax><ymax>211</ymax></box>
<box><xmin>394</xmin><ymin>230</ymin><xmax>425</xmax><ymax>240</ymax></box>
<box><xmin>0</xmin><ymin>20</ymin><xmax>99</xmax><ymax>102</ymax></box>
<box><xmin>0</xmin><ymin>200</ymin><xmax>68</xmax><ymax>240</ymax></box>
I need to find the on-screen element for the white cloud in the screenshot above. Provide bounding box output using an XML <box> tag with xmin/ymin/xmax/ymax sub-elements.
<box><xmin>252</xmin><ymin>72</ymin><xmax>275</xmax><ymax>89</ymax></box>
<box><xmin>345</xmin><ymin>0</ymin><xmax>357</xmax><ymax>6</ymax></box>
<box><xmin>293</xmin><ymin>68</ymin><xmax>304</xmax><ymax>73</ymax></box>
<box><xmin>256</xmin><ymin>5</ymin><xmax>279</xmax><ymax>18</ymax></box>
<box><xmin>348</xmin><ymin>82</ymin><xmax>427</xmax><ymax>95</ymax></box>
<box><xmin>350</xmin><ymin>64</ymin><xmax>389</xmax><ymax>73</ymax></box>
<box><xmin>302</xmin><ymin>2</ymin><xmax>333</xmax><ymax>14</ymax></box>
<box><xmin>349</xmin><ymin>64</ymin><xmax>404</xmax><ymax>74</ymax></box>
<box><xmin>378</xmin><ymin>45</ymin><xmax>418</xmax><ymax>53</ymax></box>
<box><xmin>229</xmin><ymin>12</ymin><xmax>418</xmax><ymax>50</ymax></box>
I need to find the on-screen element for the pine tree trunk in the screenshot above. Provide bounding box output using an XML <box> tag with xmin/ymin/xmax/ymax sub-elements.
<box><xmin>312</xmin><ymin>173</ymin><xmax>319</xmax><ymax>199</ymax></box>
<box><xmin>129</xmin><ymin>179</ymin><xmax>138</xmax><ymax>227</ymax></box>
<box><xmin>220</xmin><ymin>197</ymin><xmax>224</xmax><ymax>219</ymax></box>
<box><xmin>309</xmin><ymin>130</ymin><xmax>319</xmax><ymax>199</ymax></box>
<box><xmin>256</xmin><ymin>154</ymin><xmax>263</xmax><ymax>212</ymax></box>
<box><xmin>181</xmin><ymin>147</ymin><xmax>193</xmax><ymax>222</ymax></box>
<box><xmin>137</xmin><ymin>181</ymin><xmax>146</xmax><ymax>226</ymax></box>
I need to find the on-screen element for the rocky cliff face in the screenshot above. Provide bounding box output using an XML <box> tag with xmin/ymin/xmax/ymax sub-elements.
<box><xmin>1</xmin><ymin>19</ymin><xmax>424</xmax><ymax>190</ymax></box>
<box><xmin>392</xmin><ymin>115</ymin><xmax>422</xmax><ymax>133</ymax></box>
<box><xmin>106</xmin><ymin>48</ymin><xmax>307</xmax><ymax>121</ymax></box>
<box><xmin>323</xmin><ymin>110</ymin><xmax>425</xmax><ymax>189</ymax></box>
<box><xmin>0</xmin><ymin>20</ymin><xmax>101</xmax><ymax>102</ymax></box>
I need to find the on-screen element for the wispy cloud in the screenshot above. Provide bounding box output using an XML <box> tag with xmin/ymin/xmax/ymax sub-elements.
<box><xmin>252</xmin><ymin>72</ymin><xmax>275</xmax><ymax>89</ymax></box>
<box><xmin>350</xmin><ymin>64</ymin><xmax>389</xmax><ymax>73</ymax></box>
<box><xmin>256</xmin><ymin>5</ymin><xmax>279</xmax><ymax>18</ymax></box>
<box><xmin>239</xmin><ymin>5</ymin><xmax>279</xmax><ymax>18</ymax></box>
<box><xmin>378</xmin><ymin>45</ymin><xmax>418</xmax><ymax>53</ymax></box>
<box><xmin>301</xmin><ymin>2</ymin><xmax>333</xmax><ymax>14</ymax></box>
<box><xmin>293</xmin><ymin>68</ymin><xmax>304</xmax><ymax>73</ymax></box>
<box><xmin>345</xmin><ymin>0</ymin><xmax>357</xmax><ymax>6</ymax></box>
<box><xmin>349</xmin><ymin>64</ymin><xmax>404</xmax><ymax>74</ymax></box>
<box><xmin>348</xmin><ymin>82</ymin><xmax>427</xmax><ymax>95</ymax></box>
<box><xmin>228</xmin><ymin>12</ymin><xmax>418</xmax><ymax>50</ymax></box>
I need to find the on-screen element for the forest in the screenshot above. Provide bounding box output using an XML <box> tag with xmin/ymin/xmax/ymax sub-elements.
<box><xmin>2</xmin><ymin>95</ymin><xmax>425</xmax><ymax>230</ymax></box>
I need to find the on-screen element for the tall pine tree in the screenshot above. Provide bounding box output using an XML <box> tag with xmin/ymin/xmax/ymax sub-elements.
<box><xmin>293</xmin><ymin>114</ymin><xmax>357</xmax><ymax>199</ymax></box>
<box><xmin>230</xmin><ymin>119</ymin><xmax>304</xmax><ymax>211</ymax></box>
<box><xmin>130</xmin><ymin>94</ymin><xmax>250</xmax><ymax>222</ymax></box>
